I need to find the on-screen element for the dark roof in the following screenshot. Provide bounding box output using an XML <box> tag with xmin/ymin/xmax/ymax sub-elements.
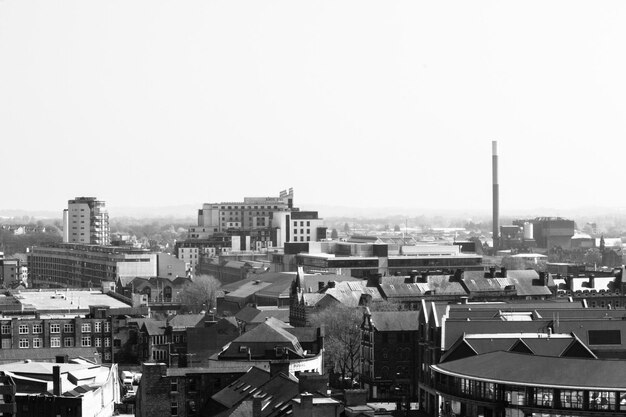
<box><xmin>369</xmin><ymin>311</ymin><xmax>420</xmax><ymax>331</ymax></box>
<box><xmin>141</xmin><ymin>319</ymin><xmax>167</xmax><ymax>335</ymax></box>
<box><xmin>169</xmin><ymin>313</ymin><xmax>206</xmax><ymax>330</ymax></box>
<box><xmin>433</xmin><ymin>351</ymin><xmax>626</xmax><ymax>390</ymax></box>
<box><xmin>232</xmin><ymin>320</ymin><xmax>297</xmax><ymax>345</ymax></box>
<box><xmin>235</xmin><ymin>306</ymin><xmax>262</xmax><ymax>323</ymax></box>
<box><xmin>212</xmin><ymin>367</ymin><xmax>270</xmax><ymax>408</ymax></box>
<box><xmin>285</xmin><ymin>327</ymin><xmax>319</xmax><ymax>343</ymax></box>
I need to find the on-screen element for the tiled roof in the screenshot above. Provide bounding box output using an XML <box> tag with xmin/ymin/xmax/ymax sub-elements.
<box><xmin>433</xmin><ymin>351</ymin><xmax>626</xmax><ymax>389</ymax></box>
<box><xmin>169</xmin><ymin>313</ymin><xmax>206</xmax><ymax>330</ymax></box>
<box><xmin>212</xmin><ymin>367</ymin><xmax>271</xmax><ymax>408</ymax></box>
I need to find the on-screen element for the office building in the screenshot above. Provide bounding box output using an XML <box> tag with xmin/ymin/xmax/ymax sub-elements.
<box><xmin>28</xmin><ymin>243</ymin><xmax>156</xmax><ymax>288</ymax></box>
<box><xmin>63</xmin><ymin>197</ymin><xmax>110</xmax><ymax>245</ymax></box>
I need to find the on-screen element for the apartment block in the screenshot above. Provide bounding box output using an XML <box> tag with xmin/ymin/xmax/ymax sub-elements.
<box><xmin>63</xmin><ymin>197</ymin><xmax>110</xmax><ymax>245</ymax></box>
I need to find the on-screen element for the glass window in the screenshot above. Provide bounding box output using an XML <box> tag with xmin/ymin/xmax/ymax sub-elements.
<box><xmin>32</xmin><ymin>324</ymin><xmax>43</xmax><ymax>334</ymax></box>
<box><xmin>104</xmin><ymin>322</ymin><xmax>111</xmax><ymax>332</ymax></box>
<box><xmin>104</xmin><ymin>352</ymin><xmax>111</xmax><ymax>361</ymax></box>
<box><xmin>619</xmin><ymin>392</ymin><xmax>626</xmax><ymax>411</ymax></box>
<box><xmin>171</xmin><ymin>380</ymin><xmax>178</xmax><ymax>392</ymax></box>
<box><xmin>18</xmin><ymin>325</ymin><xmax>28</xmax><ymax>334</ymax></box>
<box><xmin>19</xmin><ymin>338</ymin><xmax>29</xmax><ymax>348</ymax></box>
<box><xmin>64</xmin><ymin>337</ymin><xmax>74</xmax><ymax>347</ymax></box>
<box><xmin>81</xmin><ymin>323</ymin><xmax>91</xmax><ymax>333</ymax></box>
<box><xmin>104</xmin><ymin>337</ymin><xmax>111</xmax><ymax>347</ymax></box>
<box><xmin>33</xmin><ymin>338</ymin><xmax>42</xmax><ymax>348</ymax></box>
<box><xmin>590</xmin><ymin>391</ymin><xmax>615</xmax><ymax>410</ymax></box>
<box><xmin>1</xmin><ymin>339</ymin><xmax>10</xmax><ymax>349</ymax></box>
<box><xmin>560</xmin><ymin>390</ymin><xmax>583</xmax><ymax>409</ymax></box>
<box><xmin>94</xmin><ymin>322</ymin><xmax>102</xmax><ymax>332</ymax></box>
<box><xmin>51</xmin><ymin>337</ymin><xmax>61</xmax><ymax>348</ymax></box>
<box><xmin>505</xmin><ymin>386</ymin><xmax>526</xmax><ymax>406</ymax></box>
<box><xmin>534</xmin><ymin>388</ymin><xmax>553</xmax><ymax>407</ymax></box>
<box><xmin>171</xmin><ymin>401</ymin><xmax>178</xmax><ymax>416</ymax></box>
<box><xmin>81</xmin><ymin>336</ymin><xmax>91</xmax><ymax>347</ymax></box>
<box><xmin>50</xmin><ymin>324</ymin><xmax>60</xmax><ymax>333</ymax></box>
<box><xmin>1</xmin><ymin>324</ymin><xmax>11</xmax><ymax>335</ymax></box>
<box><xmin>95</xmin><ymin>338</ymin><xmax>102</xmax><ymax>347</ymax></box>
<box><xmin>64</xmin><ymin>324</ymin><xmax>75</xmax><ymax>333</ymax></box>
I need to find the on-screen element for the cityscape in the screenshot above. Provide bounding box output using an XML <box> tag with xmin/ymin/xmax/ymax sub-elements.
<box><xmin>4</xmin><ymin>2</ymin><xmax>626</xmax><ymax>417</ymax></box>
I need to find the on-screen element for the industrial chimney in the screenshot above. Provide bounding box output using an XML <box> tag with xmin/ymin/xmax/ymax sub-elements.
<box><xmin>492</xmin><ymin>141</ymin><xmax>499</xmax><ymax>251</ymax></box>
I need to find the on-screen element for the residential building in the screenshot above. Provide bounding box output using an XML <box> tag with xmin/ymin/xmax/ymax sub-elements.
<box><xmin>0</xmin><ymin>357</ymin><xmax>120</xmax><ymax>417</ymax></box>
<box><xmin>0</xmin><ymin>258</ymin><xmax>22</xmax><ymax>288</ymax></box>
<box><xmin>28</xmin><ymin>243</ymin><xmax>156</xmax><ymax>288</ymax></box>
<box><xmin>63</xmin><ymin>197</ymin><xmax>110</xmax><ymax>245</ymax></box>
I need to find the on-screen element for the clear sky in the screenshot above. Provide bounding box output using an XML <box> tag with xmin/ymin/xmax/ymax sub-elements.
<box><xmin>1</xmin><ymin>1</ymin><xmax>625</xmax><ymax>216</ymax></box>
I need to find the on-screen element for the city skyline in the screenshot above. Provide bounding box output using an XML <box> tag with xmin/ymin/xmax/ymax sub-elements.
<box><xmin>2</xmin><ymin>1</ymin><xmax>626</xmax><ymax>214</ymax></box>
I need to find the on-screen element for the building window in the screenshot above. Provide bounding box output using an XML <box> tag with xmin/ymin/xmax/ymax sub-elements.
<box><xmin>171</xmin><ymin>401</ymin><xmax>178</xmax><ymax>417</ymax></box>
<box><xmin>534</xmin><ymin>388</ymin><xmax>553</xmax><ymax>407</ymax></box>
<box><xmin>64</xmin><ymin>324</ymin><xmax>75</xmax><ymax>333</ymax></box>
<box><xmin>81</xmin><ymin>323</ymin><xmax>91</xmax><ymax>333</ymax></box>
<box><xmin>94</xmin><ymin>322</ymin><xmax>102</xmax><ymax>332</ymax></box>
<box><xmin>104</xmin><ymin>352</ymin><xmax>111</xmax><ymax>361</ymax></box>
<box><xmin>64</xmin><ymin>337</ymin><xmax>74</xmax><ymax>347</ymax></box>
<box><xmin>18</xmin><ymin>325</ymin><xmax>29</xmax><ymax>334</ymax></box>
<box><xmin>33</xmin><ymin>338</ymin><xmax>42</xmax><ymax>348</ymax></box>
<box><xmin>81</xmin><ymin>336</ymin><xmax>91</xmax><ymax>347</ymax></box>
<box><xmin>51</xmin><ymin>337</ymin><xmax>61</xmax><ymax>348</ymax></box>
<box><xmin>32</xmin><ymin>324</ymin><xmax>43</xmax><ymax>334</ymax></box>
<box><xmin>560</xmin><ymin>390</ymin><xmax>583</xmax><ymax>409</ymax></box>
<box><xmin>1</xmin><ymin>339</ymin><xmax>10</xmax><ymax>349</ymax></box>
<box><xmin>590</xmin><ymin>391</ymin><xmax>615</xmax><ymax>410</ymax></box>
<box><xmin>104</xmin><ymin>337</ymin><xmax>111</xmax><ymax>347</ymax></box>
<box><xmin>50</xmin><ymin>324</ymin><xmax>60</xmax><ymax>333</ymax></box>
<box><xmin>104</xmin><ymin>322</ymin><xmax>111</xmax><ymax>332</ymax></box>
<box><xmin>18</xmin><ymin>339</ymin><xmax>29</xmax><ymax>348</ymax></box>
<box><xmin>1</xmin><ymin>325</ymin><xmax>10</xmax><ymax>335</ymax></box>
<box><xmin>171</xmin><ymin>380</ymin><xmax>178</xmax><ymax>392</ymax></box>
<box><xmin>95</xmin><ymin>338</ymin><xmax>102</xmax><ymax>347</ymax></box>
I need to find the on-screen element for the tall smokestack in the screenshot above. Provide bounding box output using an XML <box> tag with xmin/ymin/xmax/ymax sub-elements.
<box><xmin>492</xmin><ymin>141</ymin><xmax>499</xmax><ymax>251</ymax></box>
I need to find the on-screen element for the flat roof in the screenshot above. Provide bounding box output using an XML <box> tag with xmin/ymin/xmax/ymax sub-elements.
<box><xmin>13</xmin><ymin>290</ymin><xmax>130</xmax><ymax>311</ymax></box>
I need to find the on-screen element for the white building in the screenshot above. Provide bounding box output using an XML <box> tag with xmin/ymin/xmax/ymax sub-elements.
<box><xmin>63</xmin><ymin>197</ymin><xmax>110</xmax><ymax>245</ymax></box>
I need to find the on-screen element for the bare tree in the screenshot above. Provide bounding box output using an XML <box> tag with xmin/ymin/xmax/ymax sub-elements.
<box><xmin>309</xmin><ymin>304</ymin><xmax>362</xmax><ymax>386</ymax></box>
<box><xmin>177</xmin><ymin>274</ymin><xmax>221</xmax><ymax>313</ymax></box>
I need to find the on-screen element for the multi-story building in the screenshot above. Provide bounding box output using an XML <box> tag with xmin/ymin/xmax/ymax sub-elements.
<box><xmin>0</xmin><ymin>305</ymin><xmax>115</xmax><ymax>363</ymax></box>
<box><xmin>28</xmin><ymin>243</ymin><xmax>156</xmax><ymax>288</ymax></box>
<box><xmin>63</xmin><ymin>197</ymin><xmax>110</xmax><ymax>245</ymax></box>
<box><xmin>361</xmin><ymin>310</ymin><xmax>420</xmax><ymax>403</ymax></box>
<box><xmin>190</xmin><ymin>189</ymin><xmax>294</xmax><ymax>239</ymax></box>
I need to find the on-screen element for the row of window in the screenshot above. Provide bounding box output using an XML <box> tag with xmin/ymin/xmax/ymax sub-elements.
<box><xmin>2</xmin><ymin>322</ymin><xmax>110</xmax><ymax>335</ymax></box>
<box><xmin>13</xmin><ymin>336</ymin><xmax>111</xmax><ymax>348</ymax></box>
<box><xmin>293</xmin><ymin>229</ymin><xmax>310</xmax><ymax>235</ymax></box>
<box><xmin>293</xmin><ymin>221</ymin><xmax>311</xmax><ymax>227</ymax></box>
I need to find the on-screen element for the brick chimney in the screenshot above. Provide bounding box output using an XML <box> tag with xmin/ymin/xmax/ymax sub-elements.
<box><xmin>53</xmin><ymin>365</ymin><xmax>61</xmax><ymax>396</ymax></box>
<box><xmin>269</xmin><ymin>360</ymin><xmax>290</xmax><ymax>377</ymax></box>
<box><xmin>252</xmin><ymin>394</ymin><xmax>265</xmax><ymax>417</ymax></box>
<box><xmin>500</xmin><ymin>267</ymin><xmax>507</xmax><ymax>278</ymax></box>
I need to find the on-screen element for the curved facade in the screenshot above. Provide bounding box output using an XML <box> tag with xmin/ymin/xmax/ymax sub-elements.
<box><xmin>431</xmin><ymin>351</ymin><xmax>626</xmax><ymax>416</ymax></box>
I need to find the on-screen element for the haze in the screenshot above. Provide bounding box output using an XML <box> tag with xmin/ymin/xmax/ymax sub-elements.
<box><xmin>1</xmin><ymin>1</ymin><xmax>625</xmax><ymax>216</ymax></box>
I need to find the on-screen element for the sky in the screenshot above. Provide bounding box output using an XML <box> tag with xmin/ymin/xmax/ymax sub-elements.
<box><xmin>1</xmin><ymin>1</ymin><xmax>626</xmax><ymax>217</ymax></box>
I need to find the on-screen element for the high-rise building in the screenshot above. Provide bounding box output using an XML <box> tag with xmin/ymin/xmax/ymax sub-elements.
<box><xmin>63</xmin><ymin>197</ymin><xmax>110</xmax><ymax>245</ymax></box>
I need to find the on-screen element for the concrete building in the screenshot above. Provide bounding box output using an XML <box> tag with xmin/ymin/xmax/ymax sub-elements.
<box><xmin>28</xmin><ymin>243</ymin><xmax>156</xmax><ymax>288</ymax></box>
<box><xmin>0</xmin><ymin>357</ymin><xmax>120</xmax><ymax>417</ymax></box>
<box><xmin>63</xmin><ymin>197</ymin><xmax>110</xmax><ymax>246</ymax></box>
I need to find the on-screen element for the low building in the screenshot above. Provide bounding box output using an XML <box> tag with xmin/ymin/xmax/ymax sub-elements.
<box><xmin>0</xmin><ymin>357</ymin><xmax>120</xmax><ymax>417</ymax></box>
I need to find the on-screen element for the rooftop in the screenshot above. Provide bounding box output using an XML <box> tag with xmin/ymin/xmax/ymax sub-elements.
<box><xmin>11</xmin><ymin>289</ymin><xmax>131</xmax><ymax>311</ymax></box>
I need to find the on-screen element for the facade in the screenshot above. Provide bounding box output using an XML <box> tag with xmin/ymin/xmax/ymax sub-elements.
<box><xmin>1</xmin><ymin>358</ymin><xmax>120</xmax><ymax>417</ymax></box>
<box><xmin>0</xmin><ymin>305</ymin><xmax>115</xmax><ymax>363</ymax></box>
<box><xmin>28</xmin><ymin>243</ymin><xmax>156</xmax><ymax>288</ymax></box>
<box><xmin>432</xmin><ymin>351</ymin><xmax>626</xmax><ymax>417</ymax></box>
<box><xmin>528</xmin><ymin>217</ymin><xmax>575</xmax><ymax>249</ymax></box>
<box><xmin>135</xmin><ymin>362</ymin><xmax>244</xmax><ymax>417</ymax></box>
<box><xmin>190</xmin><ymin>189</ymin><xmax>294</xmax><ymax>239</ymax></box>
<box><xmin>361</xmin><ymin>310</ymin><xmax>420</xmax><ymax>403</ymax></box>
<box><xmin>64</xmin><ymin>197</ymin><xmax>110</xmax><ymax>245</ymax></box>
<box><xmin>0</xmin><ymin>258</ymin><xmax>23</xmax><ymax>288</ymax></box>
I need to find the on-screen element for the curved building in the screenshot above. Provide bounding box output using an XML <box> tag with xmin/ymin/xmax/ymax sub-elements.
<box><xmin>431</xmin><ymin>351</ymin><xmax>626</xmax><ymax>416</ymax></box>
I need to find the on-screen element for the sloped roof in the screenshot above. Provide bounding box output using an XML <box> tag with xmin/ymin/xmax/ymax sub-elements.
<box><xmin>433</xmin><ymin>351</ymin><xmax>626</xmax><ymax>390</ymax></box>
<box><xmin>169</xmin><ymin>313</ymin><xmax>206</xmax><ymax>330</ymax></box>
<box><xmin>232</xmin><ymin>320</ymin><xmax>298</xmax><ymax>346</ymax></box>
<box><xmin>380</xmin><ymin>276</ymin><xmax>466</xmax><ymax>298</ymax></box>
<box><xmin>212</xmin><ymin>367</ymin><xmax>271</xmax><ymax>408</ymax></box>
<box><xmin>236</xmin><ymin>306</ymin><xmax>262</xmax><ymax>323</ymax></box>
<box><xmin>324</xmin><ymin>281</ymin><xmax>381</xmax><ymax>307</ymax></box>
<box><xmin>369</xmin><ymin>311</ymin><xmax>420</xmax><ymax>331</ymax></box>
<box><xmin>141</xmin><ymin>319</ymin><xmax>167</xmax><ymax>335</ymax></box>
